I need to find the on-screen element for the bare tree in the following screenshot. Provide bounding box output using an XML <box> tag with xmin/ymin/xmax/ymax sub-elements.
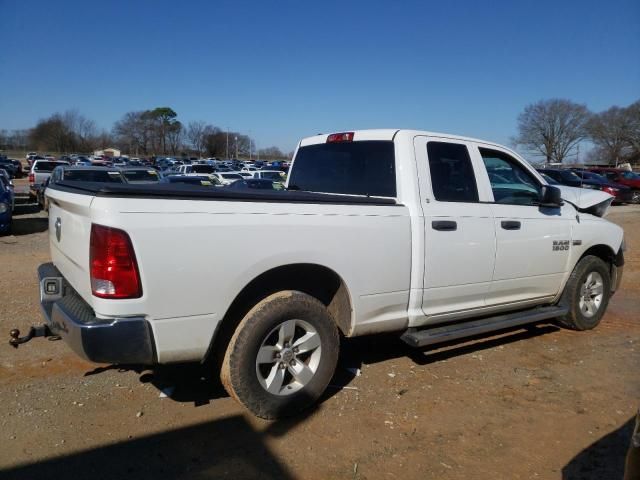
<box><xmin>514</xmin><ymin>99</ymin><xmax>590</xmax><ymax>164</ymax></box>
<box><xmin>186</xmin><ymin>121</ymin><xmax>206</xmax><ymax>156</ymax></box>
<box><xmin>166</xmin><ymin>121</ymin><xmax>183</xmax><ymax>155</ymax></box>
<box><xmin>623</xmin><ymin>100</ymin><xmax>640</xmax><ymax>157</ymax></box>
<box><xmin>587</xmin><ymin>106</ymin><xmax>631</xmax><ymax>165</ymax></box>
<box><xmin>258</xmin><ymin>146</ymin><xmax>286</xmax><ymax>160</ymax></box>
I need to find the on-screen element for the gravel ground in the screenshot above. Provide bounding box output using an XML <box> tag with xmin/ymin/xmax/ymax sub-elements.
<box><xmin>1</xmin><ymin>180</ymin><xmax>639</xmax><ymax>479</ymax></box>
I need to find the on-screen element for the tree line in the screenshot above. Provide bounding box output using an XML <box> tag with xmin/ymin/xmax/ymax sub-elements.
<box><xmin>514</xmin><ymin>98</ymin><xmax>640</xmax><ymax>165</ymax></box>
<box><xmin>2</xmin><ymin>100</ymin><xmax>638</xmax><ymax>165</ymax></box>
<box><xmin>0</xmin><ymin>107</ymin><xmax>289</xmax><ymax>160</ymax></box>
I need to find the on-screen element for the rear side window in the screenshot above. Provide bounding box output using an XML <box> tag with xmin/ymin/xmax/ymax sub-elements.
<box><xmin>289</xmin><ymin>141</ymin><xmax>396</xmax><ymax>197</ymax></box>
<box><xmin>427</xmin><ymin>142</ymin><xmax>478</xmax><ymax>202</ymax></box>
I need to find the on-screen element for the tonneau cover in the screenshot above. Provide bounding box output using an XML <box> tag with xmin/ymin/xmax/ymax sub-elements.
<box><xmin>49</xmin><ymin>181</ymin><xmax>398</xmax><ymax>205</ymax></box>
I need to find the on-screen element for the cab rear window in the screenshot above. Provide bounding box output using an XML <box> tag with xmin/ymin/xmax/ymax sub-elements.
<box><xmin>289</xmin><ymin>141</ymin><xmax>396</xmax><ymax>197</ymax></box>
<box><xmin>34</xmin><ymin>161</ymin><xmax>66</xmax><ymax>172</ymax></box>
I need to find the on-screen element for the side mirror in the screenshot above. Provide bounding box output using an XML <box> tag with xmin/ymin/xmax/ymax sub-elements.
<box><xmin>539</xmin><ymin>185</ymin><xmax>563</xmax><ymax>208</ymax></box>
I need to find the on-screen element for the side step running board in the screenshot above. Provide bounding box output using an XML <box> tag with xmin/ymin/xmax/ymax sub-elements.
<box><xmin>400</xmin><ymin>306</ymin><xmax>568</xmax><ymax>348</ymax></box>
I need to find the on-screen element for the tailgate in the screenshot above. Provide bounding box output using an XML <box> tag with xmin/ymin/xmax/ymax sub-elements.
<box><xmin>46</xmin><ymin>187</ymin><xmax>94</xmax><ymax>304</ymax></box>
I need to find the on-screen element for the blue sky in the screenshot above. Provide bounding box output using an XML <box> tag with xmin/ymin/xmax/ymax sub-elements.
<box><xmin>1</xmin><ymin>0</ymin><xmax>638</xmax><ymax>153</ymax></box>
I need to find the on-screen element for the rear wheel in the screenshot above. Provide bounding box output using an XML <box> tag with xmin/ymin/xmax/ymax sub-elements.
<box><xmin>220</xmin><ymin>290</ymin><xmax>340</xmax><ymax>419</ymax></box>
<box><xmin>632</xmin><ymin>190</ymin><xmax>640</xmax><ymax>204</ymax></box>
<box><xmin>558</xmin><ymin>255</ymin><xmax>611</xmax><ymax>330</ymax></box>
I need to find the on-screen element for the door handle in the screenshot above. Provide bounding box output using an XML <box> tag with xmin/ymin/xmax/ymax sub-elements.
<box><xmin>501</xmin><ymin>220</ymin><xmax>521</xmax><ymax>230</ymax></box>
<box><xmin>432</xmin><ymin>220</ymin><xmax>457</xmax><ymax>231</ymax></box>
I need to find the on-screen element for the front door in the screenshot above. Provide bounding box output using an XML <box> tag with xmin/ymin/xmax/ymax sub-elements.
<box><xmin>472</xmin><ymin>145</ymin><xmax>572</xmax><ymax>305</ymax></box>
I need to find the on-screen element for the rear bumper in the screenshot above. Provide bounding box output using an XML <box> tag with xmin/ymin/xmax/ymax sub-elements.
<box><xmin>38</xmin><ymin>262</ymin><xmax>156</xmax><ymax>365</ymax></box>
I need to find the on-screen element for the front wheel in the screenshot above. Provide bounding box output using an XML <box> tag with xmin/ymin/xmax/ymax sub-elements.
<box><xmin>557</xmin><ymin>255</ymin><xmax>611</xmax><ymax>331</ymax></box>
<box><xmin>632</xmin><ymin>190</ymin><xmax>640</xmax><ymax>204</ymax></box>
<box><xmin>220</xmin><ymin>291</ymin><xmax>340</xmax><ymax>419</ymax></box>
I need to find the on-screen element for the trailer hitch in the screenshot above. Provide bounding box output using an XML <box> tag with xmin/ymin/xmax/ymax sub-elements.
<box><xmin>9</xmin><ymin>325</ymin><xmax>59</xmax><ymax>348</ymax></box>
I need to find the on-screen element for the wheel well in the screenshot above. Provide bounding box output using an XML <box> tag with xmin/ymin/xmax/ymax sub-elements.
<box><xmin>580</xmin><ymin>244</ymin><xmax>616</xmax><ymax>266</ymax></box>
<box><xmin>204</xmin><ymin>264</ymin><xmax>353</xmax><ymax>366</ymax></box>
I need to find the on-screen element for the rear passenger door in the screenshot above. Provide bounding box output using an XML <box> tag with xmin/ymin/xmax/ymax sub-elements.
<box><xmin>414</xmin><ymin>137</ymin><xmax>496</xmax><ymax>317</ymax></box>
<box><xmin>472</xmin><ymin>145</ymin><xmax>573</xmax><ymax>305</ymax></box>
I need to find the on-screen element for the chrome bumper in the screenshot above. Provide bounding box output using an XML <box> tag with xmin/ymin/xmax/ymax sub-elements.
<box><xmin>38</xmin><ymin>263</ymin><xmax>155</xmax><ymax>365</ymax></box>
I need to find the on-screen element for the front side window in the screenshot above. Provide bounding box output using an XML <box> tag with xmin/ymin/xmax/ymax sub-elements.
<box><xmin>480</xmin><ymin>148</ymin><xmax>541</xmax><ymax>205</ymax></box>
<box><xmin>427</xmin><ymin>142</ymin><xmax>478</xmax><ymax>202</ymax></box>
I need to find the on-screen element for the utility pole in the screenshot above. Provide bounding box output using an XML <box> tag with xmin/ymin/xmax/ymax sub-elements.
<box><xmin>226</xmin><ymin>129</ymin><xmax>229</xmax><ymax>160</ymax></box>
<box><xmin>234</xmin><ymin>136</ymin><xmax>238</xmax><ymax>159</ymax></box>
<box><xmin>577</xmin><ymin>144</ymin><xmax>580</xmax><ymax>164</ymax></box>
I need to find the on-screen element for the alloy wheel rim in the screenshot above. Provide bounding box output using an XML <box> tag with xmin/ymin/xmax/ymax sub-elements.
<box><xmin>255</xmin><ymin>319</ymin><xmax>322</xmax><ymax>396</ymax></box>
<box><xmin>578</xmin><ymin>271</ymin><xmax>604</xmax><ymax>318</ymax></box>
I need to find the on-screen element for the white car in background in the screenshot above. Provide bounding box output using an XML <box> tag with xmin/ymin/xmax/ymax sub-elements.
<box><xmin>252</xmin><ymin>170</ymin><xmax>285</xmax><ymax>182</ymax></box>
<box><xmin>212</xmin><ymin>172</ymin><xmax>244</xmax><ymax>185</ymax></box>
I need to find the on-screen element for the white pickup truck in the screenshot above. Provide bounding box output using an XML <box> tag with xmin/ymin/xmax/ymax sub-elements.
<box><xmin>21</xmin><ymin>129</ymin><xmax>625</xmax><ymax>419</ymax></box>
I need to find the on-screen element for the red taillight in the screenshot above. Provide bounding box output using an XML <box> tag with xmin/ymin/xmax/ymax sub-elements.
<box><xmin>326</xmin><ymin>132</ymin><xmax>354</xmax><ymax>143</ymax></box>
<box><xmin>29</xmin><ymin>173</ymin><xmax>34</xmax><ymax>184</ymax></box>
<box><xmin>90</xmin><ymin>224</ymin><xmax>142</xmax><ymax>299</ymax></box>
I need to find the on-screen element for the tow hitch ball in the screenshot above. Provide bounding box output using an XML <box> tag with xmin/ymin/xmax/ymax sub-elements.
<box><xmin>9</xmin><ymin>325</ymin><xmax>57</xmax><ymax>348</ymax></box>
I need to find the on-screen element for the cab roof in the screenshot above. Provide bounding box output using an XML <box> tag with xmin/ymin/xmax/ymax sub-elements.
<box><xmin>298</xmin><ymin>129</ymin><xmax>504</xmax><ymax>147</ymax></box>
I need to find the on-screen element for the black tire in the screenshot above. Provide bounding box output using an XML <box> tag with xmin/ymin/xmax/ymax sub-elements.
<box><xmin>220</xmin><ymin>290</ymin><xmax>340</xmax><ymax>419</ymax></box>
<box><xmin>632</xmin><ymin>190</ymin><xmax>640</xmax><ymax>205</ymax></box>
<box><xmin>557</xmin><ymin>255</ymin><xmax>611</xmax><ymax>331</ymax></box>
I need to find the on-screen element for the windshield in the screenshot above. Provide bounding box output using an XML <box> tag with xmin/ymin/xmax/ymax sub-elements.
<box><xmin>222</xmin><ymin>174</ymin><xmax>243</xmax><ymax>179</ymax></box>
<box><xmin>289</xmin><ymin>141</ymin><xmax>396</xmax><ymax>197</ymax></box>
<box><xmin>122</xmin><ymin>169</ymin><xmax>159</xmax><ymax>182</ymax></box>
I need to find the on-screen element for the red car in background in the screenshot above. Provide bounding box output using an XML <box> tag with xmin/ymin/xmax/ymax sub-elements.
<box><xmin>588</xmin><ymin>168</ymin><xmax>640</xmax><ymax>204</ymax></box>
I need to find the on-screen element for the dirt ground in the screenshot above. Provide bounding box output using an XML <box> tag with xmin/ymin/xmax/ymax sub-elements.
<box><xmin>0</xmin><ymin>178</ymin><xmax>639</xmax><ymax>480</ymax></box>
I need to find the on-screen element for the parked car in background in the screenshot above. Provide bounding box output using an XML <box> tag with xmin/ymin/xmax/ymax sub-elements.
<box><xmin>536</xmin><ymin>168</ymin><xmax>590</xmax><ymax>188</ymax></box>
<box><xmin>0</xmin><ymin>169</ymin><xmax>15</xmax><ymax>211</ymax></box>
<box><xmin>119</xmin><ymin>168</ymin><xmax>161</xmax><ymax>184</ymax></box>
<box><xmin>211</xmin><ymin>172</ymin><xmax>243</xmax><ymax>185</ymax></box>
<box><xmin>48</xmin><ymin>166</ymin><xmax>126</xmax><ymax>186</ymax></box>
<box><xmin>177</xmin><ymin>164</ymin><xmax>216</xmax><ymax>175</ymax></box>
<box><xmin>74</xmin><ymin>156</ymin><xmax>92</xmax><ymax>166</ymax></box>
<box><xmin>0</xmin><ymin>158</ymin><xmax>18</xmax><ymax>178</ymax></box>
<box><xmin>29</xmin><ymin>160</ymin><xmax>71</xmax><ymax>200</ymax></box>
<box><xmin>570</xmin><ymin>170</ymin><xmax>633</xmax><ymax>204</ymax></box>
<box><xmin>587</xmin><ymin>168</ymin><xmax>640</xmax><ymax>203</ymax></box>
<box><xmin>226</xmin><ymin>178</ymin><xmax>284</xmax><ymax>191</ymax></box>
<box><xmin>159</xmin><ymin>175</ymin><xmax>220</xmax><ymax>186</ymax></box>
<box><xmin>252</xmin><ymin>170</ymin><xmax>286</xmax><ymax>183</ymax></box>
<box><xmin>27</xmin><ymin>154</ymin><xmax>45</xmax><ymax>169</ymax></box>
<box><xmin>0</xmin><ymin>180</ymin><xmax>12</xmax><ymax>234</ymax></box>
<box><xmin>10</xmin><ymin>159</ymin><xmax>24</xmax><ymax>178</ymax></box>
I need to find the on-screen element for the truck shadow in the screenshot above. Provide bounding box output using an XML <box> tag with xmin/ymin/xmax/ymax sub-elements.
<box><xmin>83</xmin><ymin>324</ymin><xmax>559</xmax><ymax>408</ymax></box>
<box><xmin>0</xmin><ymin>413</ymin><xmax>305</xmax><ymax>480</ymax></box>
<box><xmin>562</xmin><ymin>416</ymin><xmax>634</xmax><ymax>479</ymax></box>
